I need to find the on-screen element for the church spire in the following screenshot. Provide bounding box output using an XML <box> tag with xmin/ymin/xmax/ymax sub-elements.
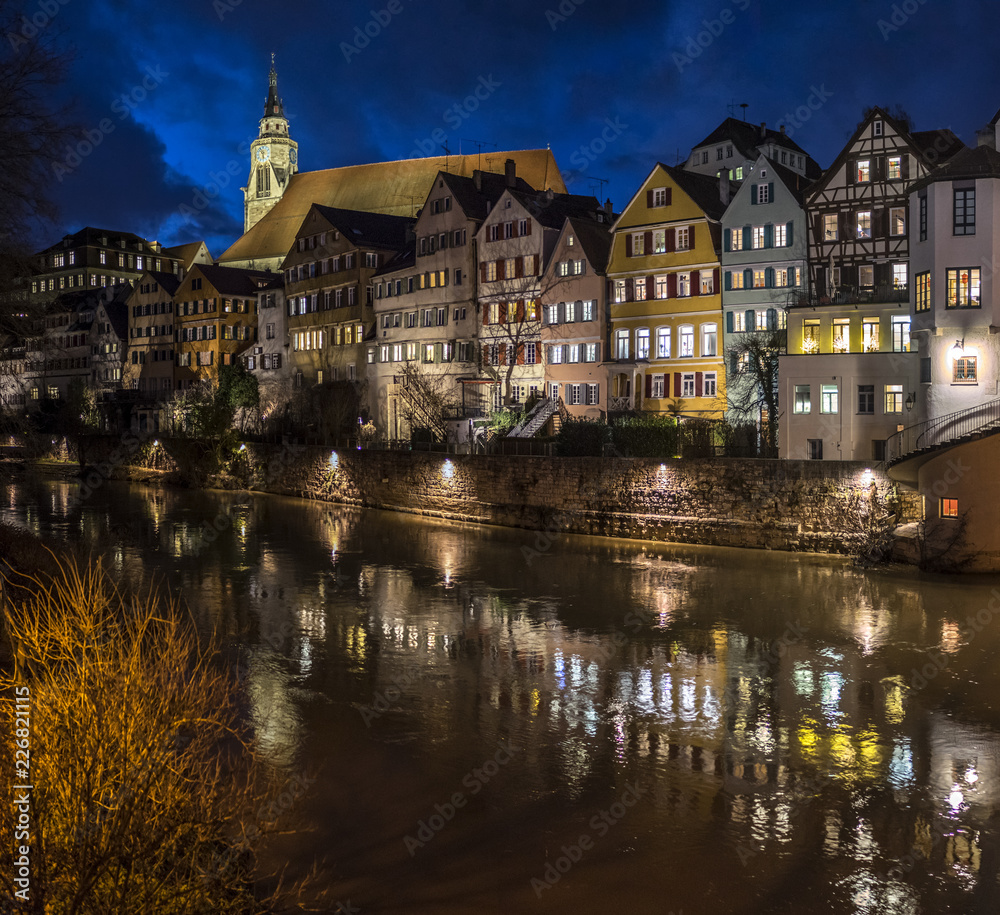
<box><xmin>264</xmin><ymin>52</ymin><xmax>284</xmax><ymax>119</ymax></box>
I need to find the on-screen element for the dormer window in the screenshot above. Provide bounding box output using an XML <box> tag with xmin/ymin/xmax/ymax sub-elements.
<box><xmin>873</xmin><ymin>120</ymin><xmax>883</xmax><ymax>137</ymax></box>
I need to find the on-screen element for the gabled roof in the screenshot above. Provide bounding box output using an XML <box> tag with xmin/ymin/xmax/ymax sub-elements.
<box><xmin>564</xmin><ymin>217</ymin><xmax>612</xmax><ymax>273</ymax></box>
<box><xmin>443</xmin><ymin>169</ymin><xmax>537</xmax><ymax>221</ymax></box>
<box><xmin>908</xmin><ymin>144</ymin><xmax>1000</xmax><ymax>191</ymax></box>
<box><xmin>664</xmin><ymin>164</ymin><xmax>728</xmax><ymax>221</ymax></box>
<box><xmin>145</xmin><ymin>270</ymin><xmax>182</xmax><ymax>296</ymax></box>
<box><xmin>162</xmin><ymin>241</ymin><xmax>212</xmax><ymax>269</ymax></box>
<box><xmin>307</xmin><ymin>205</ymin><xmax>414</xmax><ymax>250</ymax></box>
<box><xmin>218</xmin><ymin>149</ymin><xmax>566</xmax><ymax>266</ymax></box>
<box><xmin>806</xmin><ymin>107</ymin><xmax>965</xmax><ymax>202</ymax></box>
<box><xmin>374</xmin><ymin>244</ymin><xmax>416</xmax><ymax>278</ymax></box>
<box><xmin>99</xmin><ymin>297</ymin><xmax>129</xmax><ymax>340</ymax></box>
<box><xmin>188</xmin><ymin>264</ymin><xmax>272</xmax><ymax>297</ymax></box>
<box><xmin>692</xmin><ymin>117</ymin><xmax>811</xmax><ymax>158</ymax></box>
<box><xmin>37</xmin><ymin>227</ymin><xmax>157</xmax><ymax>257</ymax></box>
<box><xmin>758</xmin><ymin>154</ymin><xmax>814</xmax><ymax>204</ymax></box>
<box><xmin>505</xmin><ymin>187</ymin><xmax>605</xmax><ymax>230</ymax></box>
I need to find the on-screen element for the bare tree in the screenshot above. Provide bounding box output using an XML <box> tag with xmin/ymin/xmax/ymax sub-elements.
<box><xmin>724</xmin><ymin>328</ymin><xmax>785</xmax><ymax>457</ymax></box>
<box><xmin>0</xmin><ymin>552</ymin><xmax>322</xmax><ymax>913</ymax></box>
<box><xmin>392</xmin><ymin>361</ymin><xmax>457</xmax><ymax>442</ymax></box>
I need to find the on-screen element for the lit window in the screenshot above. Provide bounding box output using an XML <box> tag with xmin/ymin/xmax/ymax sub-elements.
<box><xmin>752</xmin><ymin>226</ymin><xmax>765</xmax><ymax>249</ymax></box>
<box><xmin>701</xmin><ymin>324</ymin><xmax>717</xmax><ymax>357</ymax></box>
<box><xmin>650</xmin><ymin>374</ymin><xmax>665</xmax><ymax>398</ymax></box>
<box><xmin>703</xmin><ymin>372</ymin><xmax>717</xmax><ymax>397</ymax></box>
<box><xmin>859</xmin><ymin>265</ymin><xmax>874</xmax><ymax>287</ymax></box>
<box><xmin>656</xmin><ymin>327</ymin><xmax>670</xmax><ymax>358</ymax></box>
<box><xmin>729</xmin><ymin>271</ymin><xmax>744</xmax><ymax>290</ymax></box>
<box><xmin>730</xmin><ymin>228</ymin><xmax>743</xmax><ymax>252</ymax></box>
<box><xmin>915</xmin><ymin>272</ymin><xmax>931</xmax><ymax>312</ymax></box>
<box><xmin>615</xmin><ymin>329</ymin><xmax>630</xmax><ymax>360</ymax></box>
<box><xmin>634</xmin><ymin>277</ymin><xmax>647</xmax><ymax>301</ymax></box>
<box><xmin>679</xmin><ymin>325</ymin><xmax>694</xmax><ymax>357</ymax></box>
<box><xmin>802</xmin><ymin>320</ymin><xmax>819</xmax><ymax>354</ymax></box>
<box><xmin>701</xmin><ymin>272</ymin><xmax>714</xmax><ymax>295</ymax></box>
<box><xmin>891</xmin><ymin>207</ymin><xmax>906</xmax><ymax>236</ymax></box>
<box><xmin>884</xmin><ymin>384</ymin><xmax>903</xmax><ymax>413</ymax></box>
<box><xmin>652</xmin><ymin>187</ymin><xmax>667</xmax><ymax>207</ymax></box>
<box><xmin>888</xmin><ymin>156</ymin><xmax>903</xmax><ymax>179</ymax></box>
<box><xmin>773</xmin><ymin>224</ymin><xmax>787</xmax><ymax>247</ymax></box>
<box><xmin>732</xmin><ymin>311</ymin><xmax>745</xmax><ymax>333</ymax></box>
<box><xmin>614</xmin><ymin>280</ymin><xmax>626</xmax><ymax>303</ymax></box>
<box><xmin>892</xmin><ymin>316</ymin><xmax>910</xmax><ymax>352</ymax></box>
<box><xmin>820</xmin><ymin>384</ymin><xmax>839</xmax><ymax>414</ymax></box>
<box><xmin>631</xmin><ymin>232</ymin><xmax>645</xmax><ymax>256</ymax></box>
<box><xmin>941</xmin><ymin>499</ymin><xmax>959</xmax><ymax>518</ymax></box>
<box><xmin>753</xmin><ymin>270</ymin><xmax>766</xmax><ymax>289</ymax></box>
<box><xmin>823</xmin><ymin>214</ymin><xmax>838</xmax><ymax>241</ymax></box>
<box><xmin>635</xmin><ymin>328</ymin><xmax>650</xmax><ymax>359</ymax></box>
<box><xmin>954</xmin><ymin>356</ymin><xmax>977</xmax><ymax>383</ymax></box>
<box><xmin>681</xmin><ymin>374</ymin><xmax>695</xmax><ymax>396</ymax></box>
<box><xmin>655</xmin><ymin>276</ymin><xmax>668</xmax><ymax>299</ymax></box>
<box><xmin>892</xmin><ymin>263</ymin><xmax>907</xmax><ymax>288</ymax></box>
<box><xmin>857</xmin><ymin>211</ymin><xmax>872</xmax><ymax>238</ymax></box>
<box><xmin>653</xmin><ymin>230</ymin><xmax>666</xmax><ymax>254</ymax></box>
<box><xmin>676</xmin><ymin>226</ymin><xmax>690</xmax><ymax>250</ymax></box>
<box><xmin>862</xmin><ymin>319</ymin><xmax>879</xmax><ymax>352</ymax></box>
<box><xmin>677</xmin><ymin>273</ymin><xmax>690</xmax><ymax>296</ymax></box>
<box><xmin>946</xmin><ymin>268</ymin><xmax>981</xmax><ymax>308</ymax></box>
<box><xmin>857</xmin><ymin>160</ymin><xmax>870</xmax><ymax>182</ymax></box>
<box><xmin>832</xmin><ymin>318</ymin><xmax>850</xmax><ymax>353</ymax></box>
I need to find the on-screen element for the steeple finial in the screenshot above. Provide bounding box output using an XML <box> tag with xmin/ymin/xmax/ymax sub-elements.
<box><xmin>264</xmin><ymin>53</ymin><xmax>283</xmax><ymax>118</ymax></box>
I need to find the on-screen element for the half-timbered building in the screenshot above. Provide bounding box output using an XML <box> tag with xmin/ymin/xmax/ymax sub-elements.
<box><xmin>804</xmin><ymin>107</ymin><xmax>963</xmax><ymax>304</ymax></box>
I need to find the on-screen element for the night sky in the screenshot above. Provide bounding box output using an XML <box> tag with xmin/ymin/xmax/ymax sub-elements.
<box><xmin>27</xmin><ymin>0</ymin><xmax>1000</xmax><ymax>258</ymax></box>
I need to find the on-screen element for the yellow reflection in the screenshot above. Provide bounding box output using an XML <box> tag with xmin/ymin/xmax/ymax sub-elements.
<box><xmin>883</xmin><ymin>682</ymin><xmax>905</xmax><ymax>724</ymax></box>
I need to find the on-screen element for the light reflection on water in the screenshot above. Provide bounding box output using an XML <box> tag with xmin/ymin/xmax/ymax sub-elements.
<box><xmin>4</xmin><ymin>477</ymin><xmax>1000</xmax><ymax>913</ymax></box>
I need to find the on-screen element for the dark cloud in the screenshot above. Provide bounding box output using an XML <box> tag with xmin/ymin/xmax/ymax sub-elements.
<box><xmin>26</xmin><ymin>0</ymin><xmax>1000</xmax><ymax>256</ymax></box>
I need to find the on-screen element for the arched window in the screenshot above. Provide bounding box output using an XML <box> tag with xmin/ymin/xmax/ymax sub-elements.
<box><xmin>256</xmin><ymin>166</ymin><xmax>271</xmax><ymax>198</ymax></box>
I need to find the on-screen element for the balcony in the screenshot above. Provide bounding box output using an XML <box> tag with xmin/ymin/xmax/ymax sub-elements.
<box><xmin>804</xmin><ymin>283</ymin><xmax>908</xmax><ymax>307</ymax></box>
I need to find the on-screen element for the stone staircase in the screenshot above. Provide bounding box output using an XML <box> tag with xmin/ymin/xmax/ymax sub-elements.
<box><xmin>509</xmin><ymin>397</ymin><xmax>558</xmax><ymax>438</ymax></box>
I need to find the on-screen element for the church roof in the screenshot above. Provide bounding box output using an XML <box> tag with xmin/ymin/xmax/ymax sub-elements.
<box><xmin>218</xmin><ymin>149</ymin><xmax>566</xmax><ymax>267</ymax></box>
<box><xmin>162</xmin><ymin>241</ymin><xmax>211</xmax><ymax>269</ymax></box>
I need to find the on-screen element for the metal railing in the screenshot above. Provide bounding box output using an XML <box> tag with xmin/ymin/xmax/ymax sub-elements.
<box><xmin>886</xmin><ymin>398</ymin><xmax>1000</xmax><ymax>464</ymax></box>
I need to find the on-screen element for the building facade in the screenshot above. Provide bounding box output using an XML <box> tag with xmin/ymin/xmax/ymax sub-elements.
<box><xmin>539</xmin><ymin>217</ymin><xmax>611</xmax><ymax>419</ymax></box>
<box><xmin>607</xmin><ymin>164</ymin><xmax>726</xmax><ymax>418</ymax></box>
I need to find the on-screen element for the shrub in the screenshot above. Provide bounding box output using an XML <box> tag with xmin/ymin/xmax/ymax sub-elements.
<box><xmin>555</xmin><ymin>418</ymin><xmax>610</xmax><ymax>456</ymax></box>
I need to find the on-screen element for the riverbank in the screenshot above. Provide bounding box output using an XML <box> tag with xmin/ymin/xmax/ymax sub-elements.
<box><xmin>4</xmin><ymin>437</ymin><xmax>921</xmax><ymax>560</ymax></box>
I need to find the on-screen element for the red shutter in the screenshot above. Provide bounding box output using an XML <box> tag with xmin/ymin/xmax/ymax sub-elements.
<box><xmin>695</xmin><ymin>372</ymin><xmax>703</xmax><ymax>397</ymax></box>
<box><xmin>667</xmin><ymin>274</ymin><xmax>677</xmax><ymax>298</ymax></box>
<box><xmin>526</xmin><ymin>219</ymin><xmax>532</xmax><ymax>235</ymax></box>
<box><xmin>497</xmin><ymin>258</ymin><xmax>505</xmax><ymax>278</ymax></box>
<box><xmin>691</xmin><ymin>270</ymin><xmax>700</xmax><ymax>296</ymax></box>
<box><xmin>713</xmin><ymin>268</ymin><xmax>720</xmax><ymax>292</ymax></box>
<box><xmin>483</xmin><ymin>305</ymin><xmax>490</xmax><ymax>325</ymax></box>
<box><xmin>646</xmin><ymin>190</ymin><xmax>654</xmax><ymax>208</ymax></box>
<box><xmin>516</xmin><ymin>257</ymin><xmax>524</xmax><ymax>278</ymax></box>
<box><xmin>689</xmin><ymin>225</ymin><xmax>696</xmax><ymax>248</ymax></box>
<box><xmin>480</xmin><ymin>263</ymin><xmax>487</xmax><ymax>283</ymax></box>
<box><xmin>673</xmin><ymin>373</ymin><xmax>682</xmax><ymax>396</ymax></box>
<box><xmin>665</xmin><ymin>188</ymin><xmax>672</xmax><ymax>206</ymax></box>
<box><xmin>499</xmin><ymin>345</ymin><xmax>506</xmax><ymax>366</ymax></box>
<box><xmin>516</xmin><ymin>299</ymin><xmax>525</xmax><ymax>322</ymax></box>
<box><xmin>647</xmin><ymin>275</ymin><xmax>655</xmax><ymax>300</ymax></box>
<box><xmin>626</xmin><ymin>234</ymin><xmax>633</xmax><ymax>257</ymax></box>
<box><xmin>666</xmin><ymin>229</ymin><xmax>675</xmax><ymax>253</ymax></box>
<box><xmin>645</xmin><ymin>374</ymin><xmax>653</xmax><ymax>398</ymax></box>
<box><xmin>626</xmin><ymin>279</ymin><xmax>634</xmax><ymax>301</ymax></box>
<box><xmin>516</xmin><ymin>343</ymin><xmax>524</xmax><ymax>365</ymax></box>
<box><xmin>644</xmin><ymin>231</ymin><xmax>653</xmax><ymax>255</ymax></box>
<box><xmin>813</xmin><ymin>214</ymin><xmax>823</xmax><ymax>243</ymax></box>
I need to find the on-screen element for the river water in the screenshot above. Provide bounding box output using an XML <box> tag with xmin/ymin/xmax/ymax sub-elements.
<box><xmin>3</xmin><ymin>476</ymin><xmax>1000</xmax><ymax>914</ymax></box>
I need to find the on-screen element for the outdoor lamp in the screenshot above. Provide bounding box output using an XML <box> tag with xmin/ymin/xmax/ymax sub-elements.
<box><xmin>905</xmin><ymin>392</ymin><xmax>915</xmax><ymax>412</ymax></box>
<box><xmin>951</xmin><ymin>338</ymin><xmax>965</xmax><ymax>360</ymax></box>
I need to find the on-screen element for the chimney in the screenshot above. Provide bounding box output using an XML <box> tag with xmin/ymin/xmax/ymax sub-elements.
<box><xmin>719</xmin><ymin>170</ymin><xmax>731</xmax><ymax>207</ymax></box>
<box><xmin>760</xmin><ymin>122</ymin><xmax>767</xmax><ymax>139</ymax></box>
<box><xmin>779</xmin><ymin>125</ymin><xmax>786</xmax><ymax>136</ymax></box>
<box><xmin>505</xmin><ymin>158</ymin><xmax>516</xmax><ymax>188</ymax></box>
<box><xmin>473</xmin><ymin>169</ymin><xmax>483</xmax><ymax>192</ymax></box>
<box><xmin>976</xmin><ymin>126</ymin><xmax>996</xmax><ymax>149</ymax></box>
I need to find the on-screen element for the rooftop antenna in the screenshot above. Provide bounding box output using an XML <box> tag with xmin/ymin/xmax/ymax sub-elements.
<box><xmin>440</xmin><ymin>141</ymin><xmax>451</xmax><ymax>173</ymax></box>
<box><xmin>392</xmin><ymin>194</ymin><xmax>423</xmax><ymax>218</ymax></box>
<box><xmin>462</xmin><ymin>138</ymin><xmax>497</xmax><ymax>172</ymax></box>
<box><xmin>587</xmin><ymin>176</ymin><xmax>609</xmax><ymax>200</ymax></box>
<box><xmin>740</xmin><ymin>102</ymin><xmax>749</xmax><ymax>122</ymax></box>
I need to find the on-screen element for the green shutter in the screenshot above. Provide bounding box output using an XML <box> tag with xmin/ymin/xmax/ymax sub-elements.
<box><xmin>767</xmin><ymin>182</ymin><xmax>774</xmax><ymax>202</ymax></box>
<box><xmin>786</xmin><ymin>221</ymin><xmax>794</xmax><ymax>246</ymax></box>
<box><xmin>745</xmin><ymin>308</ymin><xmax>754</xmax><ymax>330</ymax></box>
<box><xmin>724</xmin><ymin>229</ymin><xmax>731</xmax><ymax>252</ymax></box>
<box><xmin>726</xmin><ymin>311</ymin><xmax>734</xmax><ymax>333</ymax></box>
<box><xmin>765</xmin><ymin>268</ymin><xmax>774</xmax><ymax>288</ymax></box>
<box><xmin>750</xmin><ymin>184</ymin><xmax>758</xmax><ymax>205</ymax></box>
<box><xmin>724</xmin><ymin>271</ymin><xmax>732</xmax><ymax>291</ymax></box>
<box><xmin>764</xmin><ymin>224</ymin><xmax>774</xmax><ymax>248</ymax></box>
<box><xmin>767</xmin><ymin>308</ymin><xmax>777</xmax><ymax>331</ymax></box>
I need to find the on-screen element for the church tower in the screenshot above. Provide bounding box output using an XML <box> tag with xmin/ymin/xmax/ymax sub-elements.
<box><xmin>243</xmin><ymin>55</ymin><xmax>299</xmax><ymax>234</ymax></box>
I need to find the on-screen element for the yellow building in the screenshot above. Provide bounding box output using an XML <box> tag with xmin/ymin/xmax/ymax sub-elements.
<box><xmin>607</xmin><ymin>163</ymin><xmax>727</xmax><ymax>418</ymax></box>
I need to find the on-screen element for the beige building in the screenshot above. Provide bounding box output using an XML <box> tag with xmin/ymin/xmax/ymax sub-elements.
<box><xmin>371</xmin><ymin>168</ymin><xmax>534</xmax><ymax>442</ymax></box>
<box><xmin>282</xmin><ymin>204</ymin><xmax>413</xmax><ymax>395</ymax></box>
<box><xmin>174</xmin><ymin>264</ymin><xmax>271</xmax><ymax>390</ymax></box>
<box><xmin>539</xmin><ymin>216</ymin><xmax>612</xmax><ymax>419</ymax></box>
